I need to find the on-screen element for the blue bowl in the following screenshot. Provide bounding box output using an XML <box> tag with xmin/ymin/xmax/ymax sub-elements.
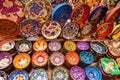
<box><xmin>79</xmin><ymin>51</ymin><xmax>94</xmax><ymax>66</ymax></box>
<box><xmin>51</xmin><ymin>3</ymin><xmax>72</xmax><ymax>24</ymax></box>
<box><xmin>85</xmin><ymin>66</ymin><xmax>102</xmax><ymax>80</ymax></box>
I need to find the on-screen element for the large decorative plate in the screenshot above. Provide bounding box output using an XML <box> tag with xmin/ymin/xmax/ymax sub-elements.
<box><xmin>0</xmin><ymin>19</ymin><xmax>19</xmax><ymax>38</ymax></box>
<box><xmin>0</xmin><ymin>52</ymin><xmax>12</xmax><ymax>70</ymax></box>
<box><xmin>70</xmin><ymin>66</ymin><xmax>85</xmax><ymax>80</ymax></box>
<box><xmin>0</xmin><ymin>0</ymin><xmax>24</xmax><ymax>22</ymax></box>
<box><xmin>51</xmin><ymin>3</ymin><xmax>72</xmax><ymax>24</ymax></box>
<box><xmin>81</xmin><ymin>21</ymin><xmax>97</xmax><ymax>38</ymax></box>
<box><xmin>96</xmin><ymin>23</ymin><xmax>113</xmax><ymax>39</ymax></box>
<box><xmin>50</xmin><ymin>52</ymin><xmax>65</xmax><ymax>66</ymax></box>
<box><xmin>30</xmin><ymin>68</ymin><xmax>48</xmax><ymax>80</ymax></box>
<box><xmin>25</xmin><ymin>0</ymin><xmax>51</xmax><ymax>24</ymax></box>
<box><xmin>62</xmin><ymin>22</ymin><xmax>79</xmax><ymax>39</ymax></box>
<box><xmin>19</xmin><ymin>19</ymin><xmax>41</xmax><ymax>38</ymax></box>
<box><xmin>70</xmin><ymin>4</ymin><xmax>90</xmax><ymax>25</ymax></box>
<box><xmin>32</xmin><ymin>51</ymin><xmax>48</xmax><ymax>67</ymax></box>
<box><xmin>105</xmin><ymin>7</ymin><xmax>120</xmax><ymax>23</ymax></box>
<box><xmin>13</xmin><ymin>53</ymin><xmax>31</xmax><ymax>69</ymax></box>
<box><xmin>0</xmin><ymin>39</ymin><xmax>15</xmax><ymax>51</ymax></box>
<box><xmin>88</xmin><ymin>6</ymin><xmax>108</xmax><ymax>24</ymax></box>
<box><xmin>85</xmin><ymin>66</ymin><xmax>102</xmax><ymax>80</ymax></box>
<box><xmin>8</xmin><ymin>70</ymin><xmax>29</xmax><ymax>80</ymax></box>
<box><xmin>41</xmin><ymin>21</ymin><xmax>61</xmax><ymax>39</ymax></box>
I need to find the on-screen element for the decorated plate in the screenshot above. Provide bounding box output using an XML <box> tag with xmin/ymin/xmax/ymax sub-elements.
<box><xmin>0</xmin><ymin>71</ymin><xmax>7</xmax><ymax>80</ymax></box>
<box><xmin>48</xmin><ymin>41</ymin><xmax>61</xmax><ymax>51</ymax></box>
<box><xmin>52</xmin><ymin>66</ymin><xmax>69</xmax><ymax>80</ymax></box>
<box><xmin>13</xmin><ymin>53</ymin><xmax>31</xmax><ymax>69</ymax></box>
<box><xmin>96</xmin><ymin>23</ymin><xmax>113</xmax><ymax>39</ymax></box>
<box><xmin>64</xmin><ymin>40</ymin><xmax>76</xmax><ymax>51</ymax></box>
<box><xmin>65</xmin><ymin>51</ymin><xmax>79</xmax><ymax>67</ymax></box>
<box><xmin>85</xmin><ymin>66</ymin><xmax>102</xmax><ymax>80</ymax></box>
<box><xmin>76</xmin><ymin>41</ymin><xmax>90</xmax><ymax>51</ymax></box>
<box><xmin>41</xmin><ymin>21</ymin><xmax>61</xmax><ymax>39</ymax></box>
<box><xmin>100</xmin><ymin>58</ymin><xmax>120</xmax><ymax>75</ymax></box>
<box><xmin>62</xmin><ymin>22</ymin><xmax>79</xmax><ymax>39</ymax></box>
<box><xmin>51</xmin><ymin>3</ymin><xmax>72</xmax><ymax>24</ymax></box>
<box><xmin>70</xmin><ymin>4</ymin><xmax>90</xmax><ymax>25</ymax></box>
<box><xmin>16</xmin><ymin>40</ymin><xmax>32</xmax><ymax>53</ymax></box>
<box><xmin>0</xmin><ymin>52</ymin><xmax>12</xmax><ymax>70</ymax></box>
<box><xmin>30</xmin><ymin>68</ymin><xmax>48</xmax><ymax>80</ymax></box>
<box><xmin>81</xmin><ymin>21</ymin><xmax>96</xmax><ymax>38</ymax></box>
<box><xmin>19</xmin><ymin>19</ymin><xmax>41</xmax><ymax>38</ymax></box>
<box><xmin>8</xmin><ymin>70</ymin><xmax>29</xmax><ymax>80</ymax></box>
<box><xmin>50</xmin><ymin>52</ymin><xmax>65</xmax><ymax>66</ymax></box>
<box><xmin>79</xmin><ymin>51</ymin><xmax>94</xmax><ymax>65</ymax></box>
<box><xmin>32</xmin><ymin>51</ymin><xmax>48</xmax><ymax>67</ymax></box>
<box><xmin>105</xmin><ymin>7</ymin><xmax>120</xmax><ymax>23</ymax></box>
<box><xmin>0</xmin><ymin>19</ymin><xmax>19</xmax><ymax>38</ymax></box>
<box><xmin>69</xmin><ymin>66</ymin><xmax>85</xmax><ymax>80</ymax></box>
<box><xmin>33</xmin><ymin>40</ymin><xmax>47</xmax><ymax>51</ymax></box>
<box><xmin>0</xmin><ymin>39</ymin><xmax>15</xmax><ymax>51</ymax></box>
<box><xmin>111</xmin><ymin>24</ymin><xmax>120</xmax><ymax>39</ymax></box>
<box><xmin>88</xmin><ymin>6</ymin><xmax>108</xmax><ymax>24</ymax></box>
<box><xmin>90</xmin><ymin>41</ymin><xmax>107</xmax><ymax>55</ymax></box>
<box><xmin>25</xmin><ymin>0</ymin><xmax>51</xmax><ymax>24</ymax></box>
<box><xmin>0</xmin><ymin>0</ymin><xmax>24</xmax><ymax>22</ymax></box>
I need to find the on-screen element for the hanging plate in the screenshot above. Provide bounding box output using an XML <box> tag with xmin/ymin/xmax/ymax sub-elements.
<box><xmin>105</xmin><ymin>7</ymin><xmax>120</xmax><ymax>23</ymax></box>
<box><xmin>25</xmin><ymin>0</ymin><xmax>51</xmax><ymax>24</ymax></box>
<box><xmin>0</xmin><ymin>0</ymin><xmax>24</xmax><ymax>22</ymax></box>
<box><xmin>41</xmin><ymin>20</ymin><xmax>61</xmax><ymax>39</ymax></box>
<box><xmin>51</xmin><ymin>3</ymin><xmax>72</xmax><ymax>24</ymax></box>
<box><xmin>96</xmin><ymin>23</ymin><xmax>113</xmax><ymax>39</ymax></box>
<box><xmin>62</xmin><ymin>22</ymin><xmax>79</xmax><ymax>39</ymax></box>
<box><xmin>70</xmin><ymin>4</ymin><xmax>90</xmax><ymax>25</ymax></box>
<box><xmin>88</xmin><ymin>6</ymin><xmax>108</xmax><ymax>24</ymax></box>
<box><xmin>0</xmin><ymin>19</ymin><xmax>19</xmax><ymax>38</ymax></box>
<box><xmin>19</xmin><ymin>19</ymin><xmax>41</xmax><ymax>38</ymax></box>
